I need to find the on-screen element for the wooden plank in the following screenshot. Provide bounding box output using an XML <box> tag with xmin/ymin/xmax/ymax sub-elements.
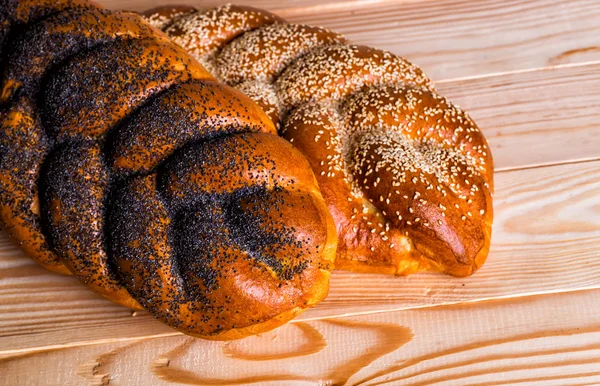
<box><xmin>0</xmin><ymin>242</ymin><xmax>175</xmax><ymax>350</ymax></box>
<box><xmin>102</xmin><ymin>1</ymin><xmax>600</xmax><ymax>169</ymax></box>
<box><xmin>42</xmin><ymin>2</ymin><xmax>600</xmax><ymax>168</ymax></box>
<box><xmin>98</xmin><ymin>0</ymin><xmax>600</xmax><ymax>81</ymax></box>
<box><xmin>437</xmin><ymin>63</ymin><xmax>600</xmax><ymax>171</ymax></box>
<box><xmin>1</xmin><ymin>159</ymin><xmax>599</xmax><ymax>354</ymax></box>
<box><xmin>97</xmin><ymin>0</ymin><xmax>358</xmax><ymax>12</ymax></box>
<box><xmin>282</xmin><ymin>0</ymin><xmax>600</xmax><ymax>81</ymax></box>
<box><xmin>2</xmin><ymin>289</ymin><xmax>600</xmax><ymax>385</ymax></box>
<box><xmin>310</xmin><ymin>159</ymin><xmax>600</xmax><ymax>316</ymax></box>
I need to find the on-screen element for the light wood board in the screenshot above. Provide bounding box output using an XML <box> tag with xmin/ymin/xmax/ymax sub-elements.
<box><xmin>2</xmin><ymin>148</ymin><xmax>599</xmax><ymax>355</ymax></box>
<box><xmin>1</xmin><ymin>0</ymin><xmax>599</xmax><ymax>384</ymax></box>
<box><xmin>2</xmin><ymin>290</ymin><xmax>600</xmax><ymax>385</ymax></box>
<box><xmin>105</xmin><ymin>0</ymin><xmax>600</xmax><ymax>81</ymax></box>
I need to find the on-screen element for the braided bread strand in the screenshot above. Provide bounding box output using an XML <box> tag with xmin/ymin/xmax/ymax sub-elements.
<box><xmin>145</xmin><ymin>4</ymin><xmax>494</xmax><ymax>277</ymax></box>
<box><xmin>0</xmin><ymin>0</ymin><xmax>336</xmax><ymax>338</ymax></box>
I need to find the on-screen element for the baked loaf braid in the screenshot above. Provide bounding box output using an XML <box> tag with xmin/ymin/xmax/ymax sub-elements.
<box><xmin>144</xmin><ymin>4</ymin><xmax>494</xmax><ymax>277</ymax></box>
<box><xmin>0</xmin><ymin>0</ymin><xmax>336</xmax><ymax>339</ymax></box>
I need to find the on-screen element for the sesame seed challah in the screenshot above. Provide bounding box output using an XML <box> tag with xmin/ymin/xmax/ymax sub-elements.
<box><xmin>144</xmin><ymin>4</ymin><xmax>494</xmax><ymax>277</ymax></box>
<box><xmin>0</xmin><ymin>0</ymin><xmax>336</xmax><ymax>339</ymax></box>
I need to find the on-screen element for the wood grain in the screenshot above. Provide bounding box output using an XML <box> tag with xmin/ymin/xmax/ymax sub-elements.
<box><xmin>2</xmin><ymin>159</ymin><xmax>599</xmax><ymax>354</ymax></box>
<box><xmin>439</xmin><ymin>63</ymin><xmax>600</xmax><ymax>170</ymax></box>
<box><xmin>1</xmin><ymin>2</ymin><xmax>599</xmax><ymax>383</ymax></box>
<box><xmin>284</xmin><ymin>0</ymin><xmax>600</xmax><ymax>81</ymax></box>
<box><xmin>2</xmin><ymin>289</ymin><xmax>599</xmax><ymax>385</ymax></box>
<box><xmin>99</xmin><ymin>0</ymin><xmax>600</xmax><ymax>170</ymax></box>
<box><xmin>309</xmin><ymin>159</ymin><xmax>600</xmax><ymax>316</ymax></box>
<box><xmin>99</xmin><ymin>0</ymin><xmax>359</xmax><ymax>13</ymax></box>
<box><xmin>98</xmin><ymin>0</ymin><xmax>600</xmax><ymax>81</ymax></box>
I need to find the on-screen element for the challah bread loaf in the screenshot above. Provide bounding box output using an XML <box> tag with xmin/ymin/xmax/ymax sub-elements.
<box><xmin>145</xmin><ymin>4</ymin><xmax>494</xmax><ymax>277</ymax></box>
<box><xmin>0</xmin><ymin>0</ymin><xmax>336</xmax><ymax>338</ymax></box>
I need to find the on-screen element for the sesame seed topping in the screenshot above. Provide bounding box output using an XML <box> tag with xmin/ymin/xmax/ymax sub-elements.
<box><xmin>152</xmin><ymin>4</ymin><xmax>494</xmax><ymax>273</ymax></box>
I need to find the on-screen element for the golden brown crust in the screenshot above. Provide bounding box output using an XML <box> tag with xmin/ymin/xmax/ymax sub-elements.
<box><xmin>0</xmin><ymin>97</ymin><xmax>70</xmax><ymax>275</ymax></box>
<box><xmin>43</xmin><ymin>37</ymin><xmax>212</xmax><ymax>141</ymax></box>
<box><xmin>149</xmin><ymin>5</ymin><xmax>494</xmax><ymax>277</ymax></box>
<box><xmin>341</xmin><ymin>85</ymin><xmax>493</xmax><ymax>276</ymax></box>
<box><xmin>163</xmin><ymin>4</ymin><xmax>284</xmax><ymax>63</ymax></box>
<box><xmin>235</xmin><ymin>81</ymin><xmax>282</xmax><ymax>129</ymax></box>
<box><xmin>275</xmin><ymin>44</ymin><xmax>434</xmax><ymax>109</ymax></box>
<box><xmin>108</xmin><ymin>80</ymin><xmax>276</xmax><ymax>176</ymax></box>
<box><xmin>1</xmin><ymin>1</ymin><xmax>337</xmax><ymax>338</ymax></box>
<box><xmin>109</xmin><ymin>134</ymin><xmax>336</xmax><ymax>337</ymax></box>
<box><xmin>0</xmin><ymin>7</ymin><xmax>167</xmax><ymax>103</ymax></box>
<box><xmin>282</xmin><ymin>103</ymin><xmax>423</xmax><ymax>275</ymax></box>
<box><xmin>216</xmin><ymin>23</ymin><xmax>346</xmax><ymax>84</ymax></box>
<box><xmin>142</xmin><ymin>5</ymin><xmax>198</xmax><ymax>30</ymax></box>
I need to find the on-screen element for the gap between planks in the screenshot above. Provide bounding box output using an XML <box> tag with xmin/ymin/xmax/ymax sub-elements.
<box><xmin>1</xmin><ymin>158</ymin><xmax>599</xmax><ymax>354</ymax></box>
<box><xmin>1</xmin><ymin>288</ymin><xmax>600</xmax><ymax>385</ymax></box>
<box><xmin>100</xmin><ymin>0</ymin><xmax>600</xmax><ymax>86</ymax></box>
<box><xmin>2</xmin><ymin>0</ymin><xmax>599</xmax><ymax>362</ymax></box>
<box><xmin>495</xmin><ymin>157</ymin><xmax>600</xmax><ymax>174</ymax></box>
<box><xmin>281</xmin><ymin>0</ymin><xmax>600</xmax><ymax>80</ymax></box>
<box><xmin>435</xmin><ymin>62</ymin><xmax>600</xmax><ymax>171</ymax></box>
<box><xmin>1</xmin><ymin>286</ymin><xmax>597</xmax><ymax>359</ymax></box>
<box><xmin>97</xmin><ymin>0</ymin><xmax>600</xmax><ymax>170</ymax></box>
<box><xmin>436</xmin><ymin>60</ymin><xmax>600</xmax><ymax>86</ymax></box>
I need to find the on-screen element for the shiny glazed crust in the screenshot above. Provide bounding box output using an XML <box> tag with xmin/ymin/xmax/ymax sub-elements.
<box><xmin>144</xmin><ymin>4</ymin><xmax>494</xmax><ymax>277</ymax></box>
<box><xmin>0</xmin><ymin>0</ymin><xmax>337</xmax><ymax>338</ymax></box>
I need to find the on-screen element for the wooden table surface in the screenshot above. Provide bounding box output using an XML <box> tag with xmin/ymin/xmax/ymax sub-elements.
<box><xmin>2</xmin><ymin>0</ymin><xmax>600</xmax><ymax>384</ymax></box>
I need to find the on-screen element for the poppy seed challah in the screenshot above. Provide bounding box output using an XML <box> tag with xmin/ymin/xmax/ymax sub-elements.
<box><xmin>144</xmin><ymin>4</ymin><xmax>495</xmax><ymax>277</ymax></box>
<box><xmin>0</xmin><ymin>0</ymin><xmax>337</xmax><ymax>339</ymax></box>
